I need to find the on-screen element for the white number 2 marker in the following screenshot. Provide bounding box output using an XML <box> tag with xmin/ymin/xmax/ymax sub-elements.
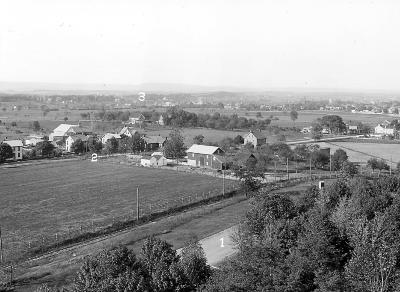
<box><xmin>220</xmin><ymin>237</ymin><xmax>224</xmax><ymax>247</ymax></box>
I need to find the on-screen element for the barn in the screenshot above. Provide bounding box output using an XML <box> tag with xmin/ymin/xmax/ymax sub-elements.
<box><xmin>186</xmin><ymin>144</ymin><xmax>224</xmax><ymax>170</ymax></box>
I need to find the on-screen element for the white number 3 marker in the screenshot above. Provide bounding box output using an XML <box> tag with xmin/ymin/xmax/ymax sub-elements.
<box><xmin>220</xmin><ymin>237</ymin><xmax>224</xmax><ymax>247</ymax></box>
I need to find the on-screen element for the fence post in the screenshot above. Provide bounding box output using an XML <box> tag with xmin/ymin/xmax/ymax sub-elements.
<box><xmin>9</xmin><ymin>264</ymin><xmax>13</xmax><ymax>285</ymax></box>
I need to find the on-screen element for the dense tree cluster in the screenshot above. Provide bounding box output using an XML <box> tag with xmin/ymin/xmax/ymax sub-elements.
<box><xmin>35</xmin><ymin>237</ymin><xmax>210</xmax><ymax>292</ymax></box>
<box><xmin>203</xmin><ymin>175</ymin><xmax>400</xmax><ymax>291</ymax></box>
<box><xmin>164</xmin><ymin>107</ymin><xmax>272</xmax><ymax>130</ymax></box>
<box><xmin>95</xmin><ymin>110</ymin><xmax>131</xmax><ymax>121</ymax></box>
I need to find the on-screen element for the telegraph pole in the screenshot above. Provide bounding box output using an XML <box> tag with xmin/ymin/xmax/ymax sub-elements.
<box><xmin>0</xmin><ymin>226</ymin><xmax>3</xmax><ymax>263</ymax></box>
<box><xmin>222</xmin><ymin>166</ymin><xmax>225</xmax><ymax>196</ymax></box>
<box><xmin>329</xmin><ymin>154</ymin><xmax>332</xmax><ymax>178</ymax></box>
<box><xmin>286</xmin><ymin>158</ymin><xmax>289</xmax><ymax>180</ymax></box>
<box><xmin>136</xmin><ymin>186</ymin><xmax>140</xmax><ymax>220</ymax></box>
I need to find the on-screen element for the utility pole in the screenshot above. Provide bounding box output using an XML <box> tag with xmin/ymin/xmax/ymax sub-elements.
<box><xmin>274</xmin><ymin>161</ymin><xmax>277</xmax><ymax>182</ymax></box>
<box><xmin>222</xmin><ymin>165</ymin><xmax>225</xmax><ymax>196</ymax></box>
<box><xmin>136</xmin><ymin>186</ymin><xmax>140</xmax><ymax>220</ymax></box>
<box><xmin>0</xmin><ymin>226</ymin><xmax>3</xmax><ymax>263</ymax></box>
<box><xmin>390</xmin><ymin>156</ymin><xmax>393</xmax><ymax>175</ymax></box>
<box><xmin>329</xmin><ymin>154</ymin><xmax>332</xmax><ymax>179</ymax></box>
<box><xmin>286</xmin><ymin>158</ymin><xmax>289</xmax><ymax>180</ymax></box>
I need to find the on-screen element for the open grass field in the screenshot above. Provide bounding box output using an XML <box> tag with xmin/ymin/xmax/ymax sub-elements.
<box><xmin>0</xmin><ymin>160</ymin><xmax>232</xmax><ymax>256</ymax></box>
<box><xmin>317</xmin><ymin>141</ymin><xmax>400</xmax><ymax>164</ymax></box>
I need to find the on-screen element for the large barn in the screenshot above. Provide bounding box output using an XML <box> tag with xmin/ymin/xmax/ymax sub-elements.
<box><xmin>186</xmin><ymin>144</ymin><xmax>224</xmax><ymax>169</ymax></box>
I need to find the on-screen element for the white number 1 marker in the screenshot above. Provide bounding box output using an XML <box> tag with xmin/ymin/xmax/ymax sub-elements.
<box><xmin>220</xmin><ymin>237</ymin><xmax>224</xmax><ymax>247</ymax></box>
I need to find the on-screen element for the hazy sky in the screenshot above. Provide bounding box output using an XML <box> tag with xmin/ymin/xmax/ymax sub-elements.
<box><xmin>1</xmin><ymin>0</ymin><xmax>400</xmax><ymax>90</ymax></box>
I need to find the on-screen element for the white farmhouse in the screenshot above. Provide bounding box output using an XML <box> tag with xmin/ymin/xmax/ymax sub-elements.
<box><xmin>243</xmin><ymin>131</ymin><xmax>267</xmax><ymax>147</ymax></box>
<box><xmin>375</xmin><ymin>124</ymin><xmax>396</xmax><ymax>136</ymax></box>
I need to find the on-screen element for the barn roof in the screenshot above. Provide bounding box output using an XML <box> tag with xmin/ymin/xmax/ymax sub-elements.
<box><xmin>52</xmin><ymin>124</ymin><xmax>79</xmax><ymax>136</ymax></box>
<box><xmin>186</xmin><ymin>144</ymin><xmax>223</xmax><ymax>155</ymax></box>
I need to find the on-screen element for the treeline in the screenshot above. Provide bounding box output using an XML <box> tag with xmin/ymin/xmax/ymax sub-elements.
<box><xmin>164</xmin><ymin>107</ymin><xmax>272</xmax><ymax>130</ymax></box>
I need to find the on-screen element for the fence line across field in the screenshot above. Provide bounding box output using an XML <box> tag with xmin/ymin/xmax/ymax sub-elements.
<box><xmin>0</xmin><ymin>183</ymin><xmax>239</xmax><ymax>267</ymax></box>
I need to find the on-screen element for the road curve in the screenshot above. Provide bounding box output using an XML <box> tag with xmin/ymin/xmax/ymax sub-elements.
<box><xmin>177</xmin><ymin>225</ymin><xmax>237</xmax><ymax>267</ymax></box>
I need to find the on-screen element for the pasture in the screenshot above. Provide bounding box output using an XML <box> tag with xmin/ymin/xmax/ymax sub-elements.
<box><xmin>316</xmin><ymin>141</ymin><xmax>400</xmax><ymax>164</ymax></box>
<box><xmin>0</xmin><ymin>159</ymin><xmax>231</xmax><ymax>256</ymax></box>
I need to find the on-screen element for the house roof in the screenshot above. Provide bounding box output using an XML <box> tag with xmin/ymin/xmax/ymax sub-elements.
<box><xmin>151</xmin><ymin>151</ymin><xmax>164</xmax><ymax>156</ymax></box>
<box><xmin>3</xmin><ymin>140</ymin><xmax>23</xmax><ymax>147</ymax></box>
<box><xmin>186</xmin><ymin>144</ymin><xmax>223</xmax><ymax>155</ymax></box>
<box><xmin>119</xmin><ymin>126</ymin><xmax>139</xmax><ymax>136</ymax></box>
<box><xmin>130</xmin><ymin>112</ymin><xmax>145</xmax><ymax>119</ymax></box>
<box><xmin>144</xmin><ymin>135</ymin><xmax>166</xmax><ymax>144</ymax></box>
<box><xmin>141</xmin><ymin>155</ymin><xmax>152</xmax><ymax>160</ymax></box>
<box><xmin>52</xmin><ymin>124</ymin><xmax>79</xmax><ymax>135</ymax></box>
<box><xmin>235</xmin><ymin>152</ymin><xmax>257</xmax><ymax>164</ymax></box>
<box><xmin>73</xmin><ymin>126</ymin><xmax>92</xmax><ymax>133</ymax></box>
<box><xmin>247</xmin><ymin>131</ymin><xmax>267</xmax><ymax>140</ymax></box>
<box><xmin>376</xmin><ymin>124</ymin><xmax>394</xmax><ymax>129</ymax></box>
<box><xmin>102</xmin><ymin>133</ymin><xmax>121</xmax><ymax>140</ymax></box>
<box><xmin>152</xmin><ymin>154</ymin><xmax>165</xmax><ymax>160</ymax></box>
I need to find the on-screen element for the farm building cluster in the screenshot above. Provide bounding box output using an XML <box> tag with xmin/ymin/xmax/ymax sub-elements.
<box><xmin>0</xmin><ymin>117</ymin><xmax>270</xmax><ymax>171</ymax></box>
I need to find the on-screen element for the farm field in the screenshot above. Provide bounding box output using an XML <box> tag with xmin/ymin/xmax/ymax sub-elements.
<box><xmin>0</xmin><ymin>160</ymin><xmax>233</xmax><ymax>256</ymax></box>
<box><xmin>317</xmin><ymin>141</ymin><xmax>400</xmax><ymax>164</ymax></box>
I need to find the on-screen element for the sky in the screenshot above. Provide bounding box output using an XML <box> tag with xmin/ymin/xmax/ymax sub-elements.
<box><xmin>1</xmin><ymin>0</ymin><xmax>400</xmax><ymax>91</ymax></box>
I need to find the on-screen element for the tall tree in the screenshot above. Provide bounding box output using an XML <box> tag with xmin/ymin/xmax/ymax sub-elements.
<box><xmin>163</xmin><ymin>129</ymin><xmax>186</xmax><ymax>162</ymax></box>
<box><xmin>331</xmin><ymin>149</ymin><xmax>348</xmax><ymax>171</ymax></box>
<box><xmin>71</xmin><ymin>139</ymin><xmax>85</xmax><ymax>154</ymax></box>
<box><xmin>320</xmin><ymin>115</ymin><xmax>346</xmax><ymax>134</ymax></box>
<box><xmin>104</xmin><ymin>137</ymin><xmax>119</xmax><ymax>154</ymax></box>
<box><xmin>193</xmin><ymin>134</ymin><xmax>204</xmax><ymax>145</ymax></box>
<box><xmin>129</xmin><ymin>132</ymin><xmax>145</xmax><ymax>153</ymax></box>
<box><xmin>290</xmin><ymin>110</ymin><xmax>298</xmax><ymax>126</ymax></box>
<box><xmin>73</xmin><ymin>245</ymin><xmax>148</xmax><ymax>292</ymax></box>
<box><xmin>32</xmin><ymin>120</ymin><xmax>41</xmax><ymax>131</ymax></box>
<box><xmin>35</xmin><ymin>141</ymin><xmax>55</xmax><ymax>157</ymax></box>
<box><xmin>0</xmin><ymin>143</ymin><xmax>13</xmax><ymax>162</ymax></box>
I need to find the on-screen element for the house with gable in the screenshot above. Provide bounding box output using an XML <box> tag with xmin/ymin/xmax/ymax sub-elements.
<box><xmin>186</xmin><ymin>144</ymin><xmax>224</xmax><ymax>169</ymax></box>
<box><xmin>243</xmin><ymin>131</ymin><xmax>267</xmax><ymax>148</ymax></box>
<box><xmin>143</xmin><ymin>135</ymin><xmax>167</xmax><ymax>151</ymax></box>
<box><xmin>49</xmin><ymin>124</ymin><xmax>92</xmax><ymax>144</ymax></box>
<box><xmin>65</xmin><ymin>135</ymin><xmax>90</xmax><ymax>152</ymax></box>
<box><xmin>49</xmin><ymin>124</ymin><xmax>79</xmax><ymax>142</ymax></box>
<box><xmin>119</xmin><ymin>126</ymin><xmax>140</xmax><ymax>138</ymax></box>
<box><xmin>2</xmin><ymin>139</ymin><xmax>23</xmax><ymax>160</ymax></box>
<box><xmin>101</xmin><ymin>133</ymin><xmax>122</xmax><ymax>144</ymax></box>
<box><xmin>129</xmin><ymin>113</ymin><xmax>146</xmax><ymax>125</ymax></box>
<box><xmin>375</xmin><ymin>123</ymin><xmax>396</xmax><ymax>136</ymax></box>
